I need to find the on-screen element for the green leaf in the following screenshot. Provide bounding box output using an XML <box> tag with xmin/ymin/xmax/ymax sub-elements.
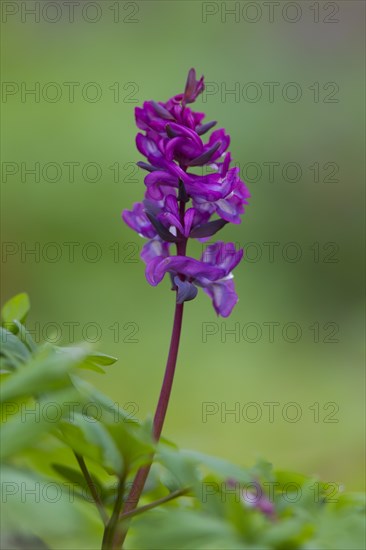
<box><xmin>333</xmin><ymin>491</ymin><xmax>366</xmax><ymax>511</ymax></box>
<box><xmin>249</xmin><ymin>459</ymin><xmax>275</xmax><ymax>483</ymax></box>
<box><xmin>0</xmin><ymin>327</ymin><xmax>32</xmax><ymax>367</ymax></box>
<box><xmin>0</xmin><ymin>345</ymin><xmax>87</xmax><ymax>403</ymax></box>
<box><xmin>156</xmin><ymin>446</ymin><xmax>201</xmax><ymax>490</ymax></box>
<box><xmin>274</xmin><ymin>469</ymin><xmax>309</xmax><ymax>489</ymax></box>
<box><xmin>51</xmin><ymin>463</ymin><xmax>105</xmax><ymax>501</ymax></box>
<box><xmin>59</xmin><ymin>348</ymin><xmax>118</xmax><ymax>374</ymax></box>
<box><xmin>106</xmin><ymin>419</ymin><xmax>154</xmax><ymax>471</ymax></box>
<box><xmin>70</xmin><ymin>375</ymin><xmax>131</xmax><ymax>422</ymax></box>
<box><xmin>0</xmin><ymin>358</ymin><xmax>15</xmax><ymax>374</ymax></box>
<box><xmin>0</xmin><ymin>388</ymin><xmax>79</xmax><ymax>459</ymax></box>
<box><xmin>85</xmin><ymin>352</ymin><xmax>118</xmax><ymax>366</ymax></box>
<box><xmin>1</xmin><ymin>293</ymin><xmax>30</xmax><ymax>329</ymax></box>
<box><xmin>52</xmin><ymin>463</ymin><xmax>93</xmax><ymax>487</ymax></box>
<box><xmin>0</xmin><ymin>466</ymin><xmax>102</xmax><ymax>548</ymax></box>
<box><xmin>180</xmin><ymin>449</ymin><xmax>252</xmax><ymax>485</ymax></box>
<box><xmin>262</xmin><ymin>517</ymin><xmax>312</xmax><ymax>548</ymax></box>
<box><xmin>13</xmin><ymin>320</ymin><xmax>37</xmax><ymax>353</ymax></box>
<box><xmin>130</xmin><ymin>508</ymin><xmax>251</xmax><ymax>550</ymax></box>
<box><xmin>78</xmin><ymin>361</ymin><xmax>106</xmax><ymax>374</ymax></box>
<box><xmin>58</xmin><ymin>412</ymin><xmax>124</xmax><ymax>476</ymax></box>
<box><xmin>305</xmin><ymin>505</ymin><xmax>366</xmax><ymax>549</ymax></box>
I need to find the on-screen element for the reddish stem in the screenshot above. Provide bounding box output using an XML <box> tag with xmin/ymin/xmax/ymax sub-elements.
<box><xmin>111</xmin><ymin>301</ymin><xmax>184</xmax><ymax>549</ymax></box>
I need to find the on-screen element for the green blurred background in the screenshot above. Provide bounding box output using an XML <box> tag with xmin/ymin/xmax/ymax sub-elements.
<box><xmin>1</xmin><ymin>1</ymin><xmax>364</xmax><ymax>489</ymax></box>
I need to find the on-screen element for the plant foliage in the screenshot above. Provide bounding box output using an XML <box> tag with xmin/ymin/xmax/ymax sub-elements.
<box><xmin>1</xmin><ymin>294</ymin><xmax>364</xmax><ymax>549</ymax></box>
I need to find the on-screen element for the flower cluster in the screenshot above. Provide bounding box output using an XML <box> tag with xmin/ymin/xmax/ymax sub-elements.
<box><xmin>123</xmin><ymin>69</ymin><xmax>250</xmax><ymax>317</ymax></box>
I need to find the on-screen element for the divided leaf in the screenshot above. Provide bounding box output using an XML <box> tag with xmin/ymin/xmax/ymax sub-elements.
<box><xmin>1</xmin><ymin>293</ymin><xmax>30</xmax><ymax>329</ymax></box>
<box><xmin>58</xmin><ymin>412</ymin><xmax>124</xmax><ymax>476</ymax></box>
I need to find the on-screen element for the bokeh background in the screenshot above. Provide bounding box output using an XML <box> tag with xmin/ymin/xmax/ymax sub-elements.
<box><xmin>1</xmin><ymin>0</ymin><xmax>364</xmax><ymax>490</ymax></box>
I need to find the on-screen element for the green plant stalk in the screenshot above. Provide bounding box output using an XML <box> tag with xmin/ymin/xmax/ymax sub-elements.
<box><xmin>74</xmin><ymin>452</ymin><xmax>109</xmax><ymax>526</ymax></box>
<box><xmin>101</xmin><ymin>475</ymin><xmax>126</xmax><ymax>550</ymax></box>
<box><xmin>119</xmin><ymin>487</ymin><xmax>190</xmax><ymax>521</ymax></box>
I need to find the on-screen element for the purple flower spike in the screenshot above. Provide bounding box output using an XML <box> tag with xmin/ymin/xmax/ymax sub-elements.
<box><xmin>122</xmin><ymin>70</ymin><xmax>250</xmax><ymax>316</ymax></box>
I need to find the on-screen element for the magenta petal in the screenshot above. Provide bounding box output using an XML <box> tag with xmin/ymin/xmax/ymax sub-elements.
<box><xmin>209</xmin><ymin>128</ymin><xmax>231</xmax><ymax>152</ymax></box>
<box><xmin>159</xmin><ymin>212</ymin><xmax>184</xmax><ymax>234</ymax></box>
<box><xmin>183</xmin><ymin>208</ymin><xmax>195</xmax><ymax>237</ymax></box>
<box><xmin>184</xmin><ymin>68</ymin><xmax>205</xmax><ymax>104</ymax></box>
<box><xmin>146</xmin><ymin>255</ymin><xmax>226</xmax><ymax>287</ymax></box>
<box><xmin>165</xmin><ymin>195</ymin><xmax>179</xmax><ymax>216</ymax></box>
<box><xmin>145</xmin><ymin>256</ymin><xmax>167</xmax><ymax>286</ymax></box>
<box><xmin>202</xmin><ymin>278</ymin><xmax>239</xmax><ymax>317</ymax></box>
<box><xmin>122</xmin><ymin>203</ymin><xmax>156</xmax><ymax>239</ymax></box>
<box><xmin>174</xmin><ymin>276</ymin><xmax>198</xmax><ymax>303</ymax></box>
<box><xmin>145</xmin><ymin>171</ymin><xmax>175</xmax><ymax>185</ymax></box>
<box><xmin>165</xmin><ymin>137</ymin><xmax>187</xmax><ymax>161</ymax></box>
<box><xmin>166</xmin><ymin>123</ymin><xmax>203</xmax><ymax>148</ymax></box>
<box><xmin>201</xmin><ymin>242</ymin><xmax>243</xmax><ymax>274</ymax></box>
<box><xmin>136</xmin><ymin>134</ymin><xmax>157</xmax><ymax>157</ymax></box>
<box><xmin>141</xmin><ymin>239</ymin><xmax>170</xmax><ymax>266</ymax></box>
